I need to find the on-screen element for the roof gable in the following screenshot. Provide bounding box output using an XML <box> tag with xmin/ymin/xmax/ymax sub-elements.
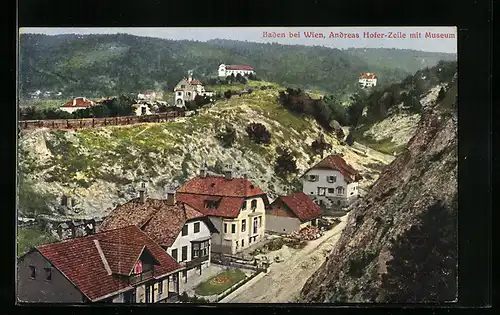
<box><xmin>276</xmin><ymin>192</ymin><xmax>322</xmax><ymax>222</ymax></box>
<box><xmin>303</xmin><ymin>155</ymin><xmax>362</xmax><ymax>182</ymax></box>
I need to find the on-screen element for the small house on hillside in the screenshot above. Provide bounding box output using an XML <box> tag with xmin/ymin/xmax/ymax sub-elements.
<box><xmin>359</xmin><ymin>73</ymin><xmax>377</xmax><ymax>88</ymax></box>
<box><xmin>173</xmin><ymin>72</ymin><xmax>214</xmax><ymax>108</ymax></box>
<box><xmin>60</xmin><ymin>97</ymin><xmax>96</xmax><ymax>114</ymax></box>
<box><xmin>266</xmin><ymin>192</ymin><xmax>322</xmax><ymax>235</ymax></box>
<box><xmin>301</xmin><ymin>155</ymin><xmax>362</xmax><ymax>209</ymax></box>
<box><xmin>218</xmin><ymin>64</ymin><xmax>255</xmax><ymax>77</ymax></box>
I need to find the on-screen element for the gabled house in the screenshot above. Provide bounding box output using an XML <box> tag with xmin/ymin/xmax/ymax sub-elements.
<box><xmin>17</xmin><ymin>226</ymin><xmax>184</xmax><ymax>303</ymax></box>
<box><xmin>218</xmin><ymin>64</ymin><xmax>255</xmax><ymax>77</ymax></box>
<box><xmin>266</xmin><ymin>192</ymin><xmax>322</xmax><ymax>234</ymax></box>
<box><xmin>99</xmin><ymin>186</ymin><xmax>218</xmax><ymax>284</ymax></box>
<box><xmin>59</xmin><ymin>97</ymin><xmax>96</xmax><ymax>114</ymax></box>
<box><xmin>176</xmin><ymin>165</ymin><xmax>269</xmax><ymax>255</ymax></box>
<box><xmin>301</xmin><ymin>155</ymin><xmax>362</xmax><ymax>208</ymax></box>
<box><xmin>359</xmin><ymin>73</ymin><xmax>377</xmax><ymax>88</ymax></box>
<box><xmin>173</xmin><ymin>72</ymin><xmax>214</xmax><ymax>108</ymax></box>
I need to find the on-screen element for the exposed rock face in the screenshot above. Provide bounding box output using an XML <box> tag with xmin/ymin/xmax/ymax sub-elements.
<box><xmin>299</xmin><ymin>77</ymin><xmax>457</xmax><ymax>303</ymax></box>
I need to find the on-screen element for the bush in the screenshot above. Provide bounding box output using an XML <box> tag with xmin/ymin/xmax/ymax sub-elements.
<box><xmin>274</xmin><ymin>147</ymin><xmax>298</xmax><ymax>177</ymax></box>
<box><xmin>216</xmin><ymin>125</ymin><xmax>237</xmax><ymax>148</ymax></box>
<box><xmin>345</xmin><ymin>133</ymin><xmax>354</xmax><ymax>146</ymax></box>
<box><xmin>246</xmin><ymin>122</ymin><xmax>271</xmax><ymax>144</ymax></box>
<box><xmin>224</xmin><ymin>90</ymin><xmax>232</xmax><ymax>99</ymax></box>
<box><xmin>311</xmin><ymin>139</ymin><xmax>332</xmax><ymax>155</ymax></box>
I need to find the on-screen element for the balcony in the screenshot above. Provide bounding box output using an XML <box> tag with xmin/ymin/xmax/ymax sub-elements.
<box><xmin>129</xmin><ymin>269</ymin><xmax>154</xmax><ymax>285</ymax></box>
<box><xmin>181</xmin><ymin>255</ymin><xmax>209</xmax><ymax>269</ymax></box>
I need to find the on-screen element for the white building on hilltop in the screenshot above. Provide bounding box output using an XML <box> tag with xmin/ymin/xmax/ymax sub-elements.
<box><xmin>359</xmin><ymin>73</ymin><xmax>377</xmax><ymax>88</ymax></box>
<box><xmin>218</xmin><ymin>64</ymin><xmax>255</xmax><ymax>78</ymax></box>
<box><xmin>173</xmin><ymin>71</ymin><xmax>214</xmax><ymax>108</ymax></box>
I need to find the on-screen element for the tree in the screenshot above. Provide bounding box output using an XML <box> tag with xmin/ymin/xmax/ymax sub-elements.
<box><xmin>246</xmin><ymin>122</ymin><xmax>271</xmax><ymax>144</ymax></box>
<box><xmin>274</xmin><ymin>147</ymin><xmax>298</xmax><ymax>177</ymax></box>
<box><xmin>437</xmin><ymin>87</ymin><xmax>446</xmax><ymax>102</ymax></box>
<box><xmin>224</xmin><ymin>90</ymin><xmax>232</xmax><ymax>99</ymax></box>
<box><xmin>347</xmin><ymin>93</ymin><xmax>365</xmax><ymax>126</ymax></box>
<box><xmin>381</xmin><ymin>200</ymin><xmax>457</xmax><ymax>302</ymax></box>
<box><xmin>216</xmin><ymin>125</ymin><xmax>237</xmax><ymax>148</ymax></box>
<box><xmin>345</xmin><ymin>132</ymin><xmax>354</xmax><ymax>146</ymax></box>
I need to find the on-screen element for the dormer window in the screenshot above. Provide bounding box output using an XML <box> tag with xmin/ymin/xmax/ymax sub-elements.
<box><xmin>327</xmin><ymin>176</ymin><xmax>337</xmax><ymax>183</ymax></box>
<box><xmin>204</xmin><ymin>200</ymin><xmax>218</xmax><ymax>209</ymax></box>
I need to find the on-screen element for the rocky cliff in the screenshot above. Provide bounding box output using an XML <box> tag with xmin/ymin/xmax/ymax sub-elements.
<box><xmin>299</xmin><ymin>74</ymin><xmax>458</xmax><ymax>303</ymax></box>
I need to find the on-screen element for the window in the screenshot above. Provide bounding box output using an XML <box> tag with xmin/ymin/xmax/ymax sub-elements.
<box><xmin>224</xmin><ymin>223</ymin><xmax>228</xmax><ymax>233</ymax></box>
<box><xmin>201</xmin><ymin>240</ymin><xmax>209</xmax><ymax>256</ymax></box>
<box><xmin>192</xmin><ymin>243</ymin><xmax>200</xmax><ymax>258</ymax></box>
<box><xmin>231</xmin><ymin>224</ymin><xmax>236</xmax><ymax>234</ymax></box>
<box><xmin>241</xmin><ymin>219</ymin><xmax>246</xmax><ymax>232</ymax></box>
<box><xmin>337</xmin><ymin>187</ymin><xmax>345</xmax><ymax>195</ymax></box>
<box><xmin>181</xmin><ymin>85</ymin><xmax>185</xmax><ymax>88</ymax></box>
<box><xmin>251</xmin><ymin>200</ymin><xmax>257</xmax><ymax>209</ymax></box>
<box><xmin>182</xmin><ymin>224</ymin><xmax>188</xmax><ymax>236</ymax></box>
<box><xmin>194</xmin><ymin>222</ymin><xmax>200</xmax><ymax>233</ymax></box>
<box><xmin>181</xmin><ymin>246</ymin><xmax>188</xmax><ymax>261</ymax></box>
<box><xmin>241</xmin><ymin>239</ymin><xmax>245</xmax><ymax>247</ymax></box>
<box><xmin>249</xmin><ymin>236</ymin><xmax>252</xmax><ymax>244</ymax></box>
<box><xmin>350</xmin><ymin>192</ymin><xmax>354</xmax><ymax>195</ymax></box>
<box><xmin>145</xmin><ymin>286</ymin><xmax>151</xmax><ymax>303</ymax></box>
<box><xmin>187</xmin><ymin>92</ymin><xmax>191</xmax><ymax>96</ymax></box>
<box><xmin>177</xmin><ymin>92</ymin><xmax>182</xmax><ymax>96</ymax></box>
<box><xmin>158</xmin><ymin>280</ymin><xmax>163</xmax><ymax>295</ymax></box>
<box><xmin>235</xmin><ymin>240</ymin><xmax>239</xmax><ymax>249</ymax></box>
<box><xmin>258</xmin><ymin>216</ymin><xmax>262</xmax><ymax>227</ymax></box>
<box><xmin>171</xmin><ymin>248</ymin><xmax>178</xmax><ymax>261</ymax></box>
<box><xmin>253</xmin><ymin>218</ymin><xmax>258</xmax><ymax>234</ymax></box>
<box><xmin>182</xmin><ymin>270</ymin><xmax>187</xmax><ymax>278</ymax></box>
<box><xmin>308</xmin><ymin>175</ymin><xmax>318</xmax><ymax>182</ymax></box>
<box><xmin>327</xmin><ymin>176</ymin><xmax>337</xmax><ymax>183</ymax></box>
<box><xmin>317</xmin><ymin>187</ymin><xmax>326</xmax><ymax>196</ymax></box>
<box><xmin>29</xmin><ymin>266</ymin><xmax>36</xmax><ymax>279</ymax></box>
<box><xmin>44</xmin><ymin>268</ymin><xmax>52</xmax><ymax>282</ymax></box>
<box><xmin>328</xmin><ymin>188</ymin><xmax>335</xmax><ymax>194</ymax></box>
<box><xmin>241</xmin><ymin>201</ymin><xmax>247</xmax><ymax>210</ymax></box>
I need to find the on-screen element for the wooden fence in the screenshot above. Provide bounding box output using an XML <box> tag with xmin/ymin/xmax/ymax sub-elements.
<box><xmin>19</xmin><ymin>111</ymin><xmax>185</xmax><ymax>131</ymax></box>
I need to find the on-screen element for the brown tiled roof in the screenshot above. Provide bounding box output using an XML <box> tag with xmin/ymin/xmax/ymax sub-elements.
<box><xmin>177</xmin><ymin>175</ymin><xmax>265</xmax><ymax>197</ymax></box>
<box><xmin>36</xmin><ymin>226</ymin><xmax>183</xmax><ymax>302</ymax></box>
<box><xmin>177</xmin><ymin>193</ymin><xmax>244</xmax><ymax>218</ymax></box>
<box><xmin>61</xmin><ymin>97</ymin><xmax>96</xmax><ymax>108</ymax></box>
<box><xmin>275</xmin><ymin>192</ymin><xmax>322</xmax><ymax>222</ymax></box>
<box><xmin>100</xmin><ymin>198</ymin><xmax>205</xmax><ymax>247</ymax></box>
<box><xmin>359</xmin><ymin>73</ymin><xmax>377</xmax><ymax>79</ymax></box>
<box><xmin>226</xmin><ymin>65</ymin><xmax>254</xmax><ymax>71</ymax></box>
<box><xmin>304</xmin><ymin>155</ymin><xmax>362</xmax><ymax>183</ymax></box>
<box><xmin>190</xmin><ymin>80</ymin><xmax>202</xmax><ymax>85</ymax></box>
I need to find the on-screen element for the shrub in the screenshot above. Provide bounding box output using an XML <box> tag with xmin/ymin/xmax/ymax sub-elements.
<box><xmin>246</xmin><ymin>122</ymin><xmax>271</xmax><ymax>144</ymax></box>
<box><xmin>311</xmin><ymin>139</ymin><xmax>332</xmax><ymax>155</ymax></box>
<box><xmin>224</xmin><ymin>90</ymin><xmax>232</xmax><ymax>99</ymax></box>
<box><xmin>216</xmin><ymin>125</ymin><xmax>237</xmax><ymax>148</ymax></box>
<box><xmin>274</xmin><ymin>147</ymin><xmax>298</xmax><ymax>177</ymax></box>
<box><xmin>345</xmin><ymin>133</ymin><xmax>354</xmax><ymax>146</ymax></box>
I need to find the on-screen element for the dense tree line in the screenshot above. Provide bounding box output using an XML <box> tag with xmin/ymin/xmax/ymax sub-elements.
<box><xmin>19</xmin><ymin>34</ymin><xmax>454</xmax><ymax>97</ymax></box>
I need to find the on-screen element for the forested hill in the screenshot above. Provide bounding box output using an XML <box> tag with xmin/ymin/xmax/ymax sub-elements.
<box><xmin>345</xmin><ymin>48</ymin><xmax>456</xmax><ymax>74</ymax></box>
<box><xmin>19</xmin><ymin>33</ymin><xmax>454</xmax><ymax>97</ymax></box>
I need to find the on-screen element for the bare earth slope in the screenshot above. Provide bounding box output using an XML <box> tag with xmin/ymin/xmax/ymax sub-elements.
<box><xmin>299</xmin><ymin>76</ymin><xmax>457</xmax><ymax>303</ymax></box>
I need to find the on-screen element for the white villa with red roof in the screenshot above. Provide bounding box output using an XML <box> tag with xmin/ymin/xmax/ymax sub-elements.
<box><xmin>176</xmin><ymin>164</ymin><xmax>269</xmax><ymax>255</ymax></box>
<box><xmin>218</xmin><ymin>64</ymin><xmax>255</xmax><ymax>78</ymax></box>
<box><xmin>301</xmin><ymin>155</ymin><xmax>362</xmax><ymax>209</ymax></box>
<box><xmin>99</xmin><ymin>184</ymin><xmax>218</xmax><ymax>286</ymax></box>
<box><xmin>174</xmin><ymin>72</ymin><xmax>215</xmax><ymax>107</ymax></box>
<box><xmin>17</xmin><ymin>226</ymin><xmax>184</xmax><ymax>303</ymax></box>
<box><xmin>59</xmin><ymin>97</ymin><xmax>96</xmax><ymax>114</ymax></box>
<box><xmin>266</xmin><ymin>192</ymin><xmax>323</xmax><ymax>235</ymax></box>
<box><xmin>359</xmin><ymin>73</ymin><xmax>377</xmax><ymax>88</ymax></box>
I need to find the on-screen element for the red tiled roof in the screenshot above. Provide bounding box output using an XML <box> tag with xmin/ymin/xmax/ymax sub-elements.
<box><xmin>177</xmin><ymin>175</ymin><xmax>265</xmax><ymax>197</ymax></box>
<box><xmin>190</xmin><ymin>80</ymin><xmax>202</xmax><ymax>85</ymax></box>
<box><xmin>177</xmin><ymin>193</ymin><xmax>244</xmax><ymax>218</ymax></box>
<box><xmin>36</xmin><ymin>226</ymin><xmax>183</xmax><ymax>302</ymax></box>
<box><xmin>226</xmin><ymin>65</ymin><xmax>254</xmax><ymax>71</ymax></box>
<box><xmin>359</xmin><ymin>73</ymin><xmax>377</xmax><ymax>79</ymax></box>
<box><xmin>275</xmin><ymin>192</ymin><xmax>322</xmax><ymax>222</ymax></box>
<box><xmin>304</xmin><ymin>155</ymin><xmax>362</xmax><ymax>183</ymax></box>
<box><xmin>61</xmin><ymin>97</ymin><xmax>96</xmax><ymax>108</ymax></box>
<box><xmin>100</xmin><ymin>198</ymin><xmax>205</xmax><ymax>247</ymax></box>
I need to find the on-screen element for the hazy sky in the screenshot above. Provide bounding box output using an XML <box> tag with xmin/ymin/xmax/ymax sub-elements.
<box><xmin>20</xmin><ymin>27</ymin><xmax>457</xmax><ymax>53</ymax></box>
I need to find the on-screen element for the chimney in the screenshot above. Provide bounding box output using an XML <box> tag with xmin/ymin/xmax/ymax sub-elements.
<box><xmin>223</xmin><ymin>164</ymin><xmax>233</xmax><ymax>180</ymax></box>
<box><xmin>138</xmin><ymin>182</ymin><xmax>147</xmax><ymax>203</ymax></box>
<box><xmin>200</xmin><ymin>162</ymin><xmax>208</xmax><ymax>178</ymax></box>
<box><xmin>166</xmin><ymin>185</ymin><xmax>176</xmax><ymax>206</ymax></box>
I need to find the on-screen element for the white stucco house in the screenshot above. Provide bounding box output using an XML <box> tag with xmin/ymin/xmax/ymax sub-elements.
<box><xmin>218</xmin><ymin>64</ymin><xmax>255</xmax><ymax>78</ymax></box>
<box><xmin>133</xmin><ymin>103</ymin><xmax>153</xmax><ymax>116</ymax></box>
<box><xmin>59</xmin><ymin>97</ymin><xmax>96</xmax><ymax>114</ymax></box>
<box><xmin>173</xmin><ymin>72</ymin><xmax>214</xmax><ymax>108</ymax></box>
<box><xmin>99</xmin><ymin>185</ymin><xmax>219</xmax><ymax>287</ymax></box>
<box><xmin>301</xmin><ymin>155</ymin><xmax>363</xmax><ymax>209</ymax></box>
<box><xmin>359</xmin><ymin>73</ymin><xmax>377</xmax><ymax>88</ymax></box>
<box><xmin>177</xmin><ymin>165</ymin><xmax>269</xmax><ymax>255</ymax></box>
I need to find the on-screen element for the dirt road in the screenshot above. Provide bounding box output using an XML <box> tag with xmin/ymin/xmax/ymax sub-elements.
<box><xmin>223</xmin><ymin>215</ymin><xmax>348</xmax><ymax>303</ymax></box>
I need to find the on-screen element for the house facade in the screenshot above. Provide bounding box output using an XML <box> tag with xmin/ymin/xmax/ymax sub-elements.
<box><xmin>359</xmin><ymin>73</ymin><xmax>377</xmax><ymax>88</ymax></box>
<box><xmin>59</xmin><ymin>97</ymin><xmax>96</xmax><ymax>114</ymax></box>
<box><xmin>266</xmin><ymin>192</ymin><xmax>322</xmax><ymax>235</ymax></box>
<box><xmin>99</xmin><ymin>186</ymin><xmax>218</xmax><ymax>285</ymax></box>
<box><xmin>17</xmin><ymin>226</ymin><xmax>184</xmax><ymax>303</ymax></box>
<box><xmin>301</xmin><ymin>155</ymin><xmax>362</xmax><ymax>209</ymax></box>
<box><xmin>177</xmin><ymin>165</ymin><xmax>268</xmax><ymax>255</ymax></box>
<box><xmin>173</xmin><ymin>73</ymin><xmax>215</xmax><ymax>108</ymax></box>
<box><xmin>218</xmin><ymin>64</ymin><xmax>255</xmax><ymax>78</ymax></box>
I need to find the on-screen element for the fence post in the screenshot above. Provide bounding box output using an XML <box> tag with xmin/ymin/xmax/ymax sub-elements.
<box><xmin>116</xmin><ymin>117</ymin><xmax>118</xmax><ymax>125</ymax></box>
<box><xmin>66</xmin><ymin>120</ymin><xmax>69</xmax><ymax>129</ymax></box>
<box><xmin>80</xmin><ymin>120</ymin><xmax>83</xmax><ymax>128</ymax></box>
<box><xmin>127</xmin><ymin>117</ymin><xmax>130</xmax><ymax>125</ymax></box>
<box><xmin>104</xmin><ymin>119</ymin><xmax>107</xmax><ymax>126</ymax></box>
<box><xmin>52</xmin><ymin>121</ymin><xmax>55</xmax><ymax>128</ymax></box>
<box><xmin>92</xmin><ymin>119</ymin><xmax>94</xmax><ymax>128</ymax></box>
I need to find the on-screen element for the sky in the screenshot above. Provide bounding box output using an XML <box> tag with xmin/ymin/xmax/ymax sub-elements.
<box><xmin>20</xmin><ymin>27</ymin><xmax>457</xmax><ymax>53</ymax></box>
